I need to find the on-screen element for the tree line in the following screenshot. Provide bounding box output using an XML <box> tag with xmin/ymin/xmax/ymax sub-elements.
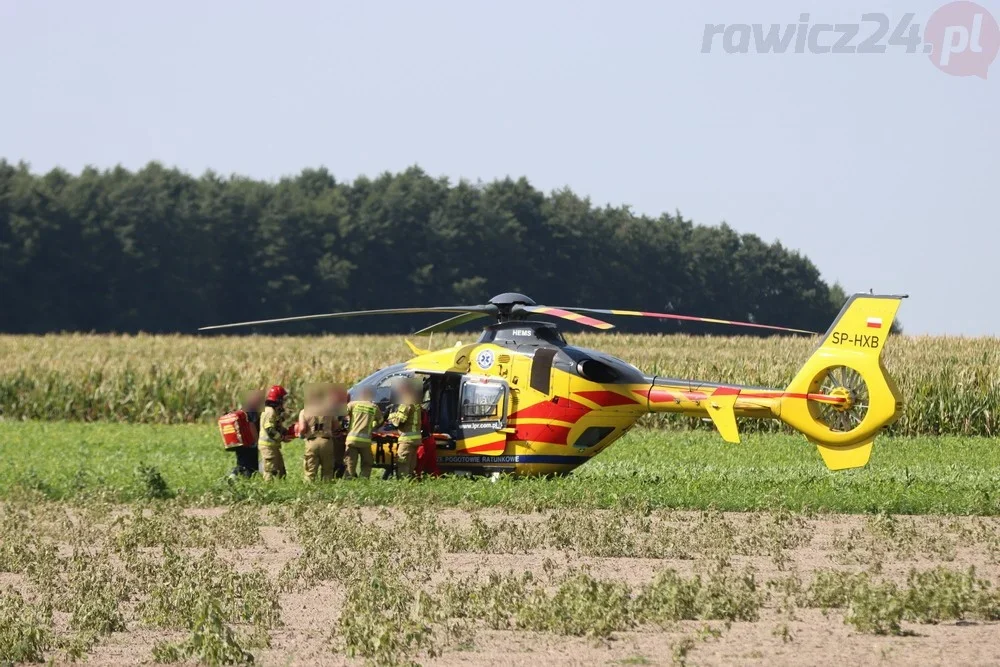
<box><xmin>0</xmin><ymin>160</ymin><xmax>844</xmax><ymax>335</ymax></box>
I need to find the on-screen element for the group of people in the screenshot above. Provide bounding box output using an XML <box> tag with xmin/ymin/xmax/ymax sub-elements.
<box><xmin>231</xmin><ymin>378</ymin><xmax>440</xmax><ymax>482</ymax></box>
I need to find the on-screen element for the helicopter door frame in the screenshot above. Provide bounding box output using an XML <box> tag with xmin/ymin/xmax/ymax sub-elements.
<box><xmin>455</xmin><ymin>375</ymin><xmax>510</xmax><ymax>456</ymax></box>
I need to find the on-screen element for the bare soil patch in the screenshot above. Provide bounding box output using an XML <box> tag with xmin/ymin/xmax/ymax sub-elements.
<box><xmin>4</xmin><ymin>504</ymin><xmax>1000</xmax><ymax>665</ymax></box>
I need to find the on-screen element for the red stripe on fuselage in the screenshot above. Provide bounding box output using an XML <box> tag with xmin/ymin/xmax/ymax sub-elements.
<box><xmin>637</xmin><ymin>388</ymin><xmax>709</xmax><ymax>403</ymax></box>
<box><xmin>739</xmin><ymin>391</ymin><xmax>847</xmax><ymax>404</ymax></box>
<box><xmin>574</xmin><ymin>390</ymin><xmax>639</xmax><ymax>407</ymax></box>
<box><xmin>635</xmin><ymin>387</ymin><xmax>847</xmax><ymax>405</ymax></box>
<box><xmin>461</xmin><ymin>439</ymin><xmax>507</xmax><ymax>453</ymax></box>
<box><xmin>514</xmin><ymin>423</ymin><xmax>572</xmax><ymax>445</ymax></box>
<box><xmin>510</xmin><ymin>398</ymin><xmax>592</xmax><ymax>422</ymax></box>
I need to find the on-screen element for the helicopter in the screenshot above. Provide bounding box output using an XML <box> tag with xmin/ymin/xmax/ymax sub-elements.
<box><xmin>201</xmin><ymin>292</ymin><xmax>905</xmax><ymax>476</ymax></box>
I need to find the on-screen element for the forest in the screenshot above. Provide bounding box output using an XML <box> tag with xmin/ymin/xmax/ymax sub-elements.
<box><xmin>0</xmin><ymin>161</ymin><xmax>843</xmax><ymax>334</ymax></box>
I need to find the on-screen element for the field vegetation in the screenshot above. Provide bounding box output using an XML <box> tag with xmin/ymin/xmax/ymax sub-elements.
<box><xmin>3</xmin><ymin>331</ymin><xmax>999</xmax><ymax>665</ymax></box>
<box><xmin>2</xmin><ymin>422</ymin><xmax>999</xmax><ymax>515</ymax></box>
<box><xmin>2</xmin><ymin>333</ymin><xmax>999</xmax><ymax>435</ymax></box>
<box><xmin>2</xmin><ymin>498</ymin><xmax>1000</xmax><ymax>665</ymax></box>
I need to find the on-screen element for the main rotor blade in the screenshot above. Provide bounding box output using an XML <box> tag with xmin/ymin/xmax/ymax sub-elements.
<box><xmin>517</xmin><ymin>306</ymin><xmax>615</xmax><ymax>330</ymax></box>
<box><xmin>412</xmin><ymin>312</ymin><xmax>491</xmax><ymax>336</ymax></box>
<box><xmin>544</xmin><ymin>307</ymin><xmax>817</xmax><ymax>335</ymax></box>
<box><xmin>200</xmin><ymin>306</ymin><xmax>495</xmax><ymax>331</ymax></box>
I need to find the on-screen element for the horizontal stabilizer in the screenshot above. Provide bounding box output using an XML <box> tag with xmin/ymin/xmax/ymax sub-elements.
<box><xmin>707</xmin><ymin>388</ymin><xmax>741</xmax><ymax>444</ymax></box>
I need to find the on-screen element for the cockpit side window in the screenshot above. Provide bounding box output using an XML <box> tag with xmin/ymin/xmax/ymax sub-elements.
<box><xmin>373</xmin><ymin>372</ymin><xmax>407</xmax><ymax>408</ymax></box>
<box><xmin>460</xmin><ymin>381</ymin><xmax>506</xmax><ymax>421</ymax></box>
<box><xmin>576</xmin><ymin>359</ymin><xmax>621</xmax><ymax>383</ymax></box>
<box><xmin>558</xmin><ymin>347</ymin><xmax>646</xmax><ymax>384</ymax></box>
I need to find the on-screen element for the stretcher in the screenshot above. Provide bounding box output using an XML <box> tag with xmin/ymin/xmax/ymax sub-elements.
<box><xmin>370</xmin><ymin>429</ymin><xmax>453</xmax><ymax>477</ymax></box>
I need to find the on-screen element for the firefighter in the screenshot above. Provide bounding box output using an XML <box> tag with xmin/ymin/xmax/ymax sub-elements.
<box><xmin>344</xmin><ymin>386</ymin><xmax>384</xmax><ymax>479</ymax></box>
<box><xmin>330</xmin><ymin>384</ymin><xmax>350</xmax><ymax>478</ymax></box>
<box><xmin>258</xmin><ymin>384</ymin><xmax>290</xmax><ymax>481</ymax></box>
<box><xmin>389</xmin><ymin>378</ymin><xmax>423</xmax><ymax>479</ymax></box>
<box><xmin>231</xmin><ymin>389</ymin><xmax>264</xmax><ymax>478</ymax></box>
<box><xmin>297</xmin><ymin>384</ymin><xmax>336</xmax><ymax>482</ymax></box>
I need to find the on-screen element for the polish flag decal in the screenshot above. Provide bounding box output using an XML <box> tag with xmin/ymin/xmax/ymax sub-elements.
<box><xmin>866</xmin><ymin>317</ymin><xmax>883</xmax><ymax>329</ymax></box>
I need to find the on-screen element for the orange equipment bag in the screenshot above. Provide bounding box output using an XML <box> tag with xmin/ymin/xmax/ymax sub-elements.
<box><xmin>219</xmin><ymin>410</ymin><xmax>255</xmax><ymax>450</ymax></box>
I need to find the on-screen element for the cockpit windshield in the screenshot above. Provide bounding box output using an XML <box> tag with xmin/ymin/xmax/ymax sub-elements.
<box><xmin>351</xmin><ymin>364</ymin><xmax>410</xmax><ymax>407</ymax></box>
<box><xmin>535</xmin><ymin>326</ymin><xmax>568</xmax><ymax>346</ymax></box>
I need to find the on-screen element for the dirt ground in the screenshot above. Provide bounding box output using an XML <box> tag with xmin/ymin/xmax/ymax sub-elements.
<box><xmin>6</xmin><ymin>507</ymin><xmax>1000</xmax><ymax>666</ymax></box>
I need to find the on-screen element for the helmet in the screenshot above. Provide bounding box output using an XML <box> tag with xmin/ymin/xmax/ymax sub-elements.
<box><xmin>266</xmin><ymin>385</ymin><xmax>288</xmax><ymax>403</ymax></box>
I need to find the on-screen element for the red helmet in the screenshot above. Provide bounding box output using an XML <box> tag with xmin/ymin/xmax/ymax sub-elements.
<box><xmin>266</xmin><ymin>385</ymin><xmax>288</xmax><ymax>403</ymax></box>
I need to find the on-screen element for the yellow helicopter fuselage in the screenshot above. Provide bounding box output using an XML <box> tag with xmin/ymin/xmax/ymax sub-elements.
<box><xmin>352</xmin><ymin>294</ymin><xmax>905</xmax><ymax>476</ymax></box>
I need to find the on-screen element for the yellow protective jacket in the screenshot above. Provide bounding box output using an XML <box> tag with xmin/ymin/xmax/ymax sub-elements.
<box><xmin>389</xmin><ymin>402</ymin><xmax>422</xmax><ymax>445</ymax></box>
<box><xmin>346</xmin><ymin>400</ymin><xmax>384</xmax><ymax>446</ymax></box>
<box><xmin>258</xmin><ymin>406</ymin><xmax>286</xmax><ymax>446</ymax></box>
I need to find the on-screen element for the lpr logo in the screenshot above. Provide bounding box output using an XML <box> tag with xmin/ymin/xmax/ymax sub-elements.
<box><xmin>925</xmin><ymin>1</ymin><xmax>1000</xmax><ymax>78</ymax></box>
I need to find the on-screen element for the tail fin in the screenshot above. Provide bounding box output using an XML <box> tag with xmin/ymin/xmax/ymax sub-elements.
<box><xmin>778</xmin><ymin>294</ymin><xmax>905</xmax><ymax>470</ymax></box>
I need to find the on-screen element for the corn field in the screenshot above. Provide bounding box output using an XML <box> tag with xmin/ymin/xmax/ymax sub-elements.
<box><xmin>1</xmin><ymin>333</ymin><xmax>998</xmax><ymax>436</ymax></box>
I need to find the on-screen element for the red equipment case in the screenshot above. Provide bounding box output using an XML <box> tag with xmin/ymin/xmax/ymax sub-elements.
<box><xmin>218</xmin><ymin>410</ymin><xmax>255</xmax><ymax>450</ymax></box>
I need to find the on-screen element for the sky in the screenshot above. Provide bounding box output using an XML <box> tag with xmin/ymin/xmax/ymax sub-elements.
<box><xmin>1</xmin><ymin>0</ymin><xmax>997</xmax><ymax>336</ymax></box>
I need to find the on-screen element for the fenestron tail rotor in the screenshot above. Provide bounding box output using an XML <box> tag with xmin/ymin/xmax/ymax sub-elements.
<box><xmin>811</xmin><ymin>366</ymin><xmax>870</xmax><ymax>432</ymax></box>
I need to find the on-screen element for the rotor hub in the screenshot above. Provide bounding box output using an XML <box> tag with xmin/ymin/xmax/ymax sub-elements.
<box><xmin>828</xmin><ymin>386</ymin><xmax>854</xmax><ymax>413</ymax></box>
<box><xmin>488</xmin><ymin>292</ymin><xmax>536</xmax><ymax>307</ymax></box>
<box><xmin>487</xmin><ymin>293</ymin><xmax>536</xmax><ymax>322</ymax></box>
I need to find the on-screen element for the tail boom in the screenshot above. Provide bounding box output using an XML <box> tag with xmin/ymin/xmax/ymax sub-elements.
<box><xmin>635</xmin><ymin>294</ymin><xmax>905</xmax><ymax>470</ymax></box>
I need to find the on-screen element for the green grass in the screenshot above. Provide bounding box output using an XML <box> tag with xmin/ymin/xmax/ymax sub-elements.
<box><xmin>2</xmin><ymin>421</ymin><xmax>999</xmax><ymax>514</ymax></box>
